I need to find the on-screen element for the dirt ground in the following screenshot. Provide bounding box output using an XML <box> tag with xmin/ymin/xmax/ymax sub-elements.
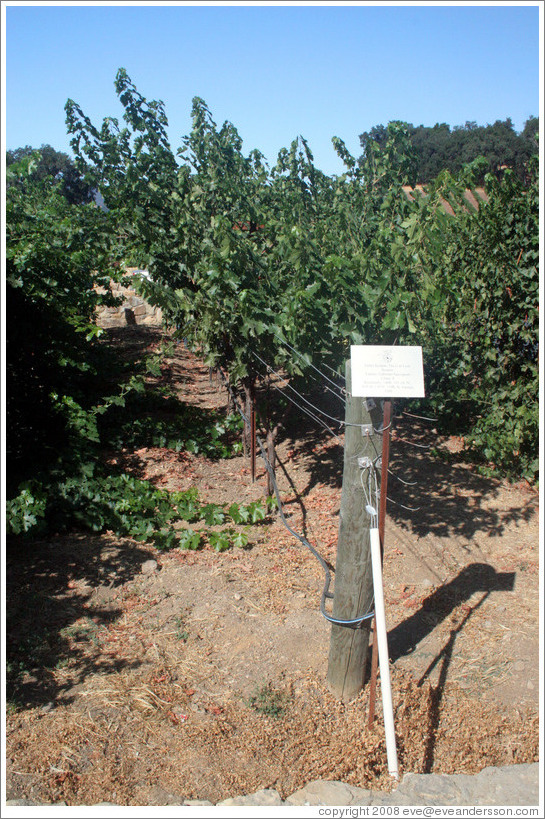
<box><xmin>5</xmin><ymin>326</ymin><xmax>540</xmax><ymax>806</ymax></box>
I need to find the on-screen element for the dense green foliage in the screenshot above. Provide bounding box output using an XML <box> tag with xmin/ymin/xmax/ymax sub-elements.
<box><xmin>6</xmin><ymin>152</ymin><xmax>120</xmax><ymax>494</ymax></box>
<box><xmin>98</xmin><ymin>386</ymin><xmax>244</xmax><ymax>458</ymax></box>
<box><xmin>6</xmin><ymin>144</ymin><xmax>95</xmax><ymax>204</ymax></box>
<box><xmin>6</xmin><ymin>69</ymin><xmax>539</xmax><ymax>549</ymax></box>
<box><xmin>5</xmin><ymin>151</ymin><xmax>252</xmax><ymax>544</ymax></box>
<box><xmin>360</xmin><ymin>117</ymin><xmax>539</xmax><ymax>185</ymax></box>
<box><xmin>66</xmin><ymin>74</ymin><xmax>335</xmax><ymax>389</ymax></box>
<box><xmin>7</xmin><ymin>474</ymin><xmax>272</xmax><ymax>552</ymax></box>
<box><xmin>63</xmin><ymin>69</ymin><xmax>538</xmax><ymax>482</ymax></box>
<box><xmin>428</xmin><ymin>158</ymin><xmax>539</xmax><ymax>478</ymax></box>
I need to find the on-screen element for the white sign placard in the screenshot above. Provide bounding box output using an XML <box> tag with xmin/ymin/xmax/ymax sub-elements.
<box><xmin>351</xmin><ymin>345</ymin><xmax>425</xmax><ymax>398</ymax></box>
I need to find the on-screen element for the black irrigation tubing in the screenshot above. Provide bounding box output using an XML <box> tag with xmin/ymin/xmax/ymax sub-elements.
<box><xmin>218</xmin><ymin>366</ymin><xmax>375</xmax><ymax>629</ymax></box>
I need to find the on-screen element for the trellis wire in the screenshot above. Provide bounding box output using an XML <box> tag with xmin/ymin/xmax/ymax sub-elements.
<box><xmin>218</xmin><ymin>366</ymin><xmax>375</xmax><ymax>629</ymax></box>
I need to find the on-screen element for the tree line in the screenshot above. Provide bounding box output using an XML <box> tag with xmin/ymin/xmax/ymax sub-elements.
<box><xmin>7</xmin><ymin>113</ymin><xmax>538</xmax><ymax>205</ymax></box>
<box><xmin>359</xmin><ymin>116</ymin><xmax>539</xmax><ymax>185</ymax></box>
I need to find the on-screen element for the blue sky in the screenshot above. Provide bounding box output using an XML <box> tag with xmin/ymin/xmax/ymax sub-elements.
<box><xmin>3</xmin><ymin>1</ymin><xmax>542</xmax><ymax>177</ymax></box>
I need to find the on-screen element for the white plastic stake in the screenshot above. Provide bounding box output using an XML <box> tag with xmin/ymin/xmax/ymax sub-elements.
<box><xmin>369</xmin><ymin>525</ymin><xmax>399</xmax><ymax>780</ymax></box>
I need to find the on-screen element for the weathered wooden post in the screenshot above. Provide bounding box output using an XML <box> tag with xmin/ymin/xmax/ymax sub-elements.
<box><xmin>326</xmin><ymin>361</ymin><xmax>383</xmax><ymax>701</ymax></box>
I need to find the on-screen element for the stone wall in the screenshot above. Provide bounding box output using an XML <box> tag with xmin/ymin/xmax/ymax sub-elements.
<box><xmin>96</xmin><ymin>270</ymin><xmax>163</xmax><ymax>328</ymax></box>
<box><xmin>6</xmin><ymin>764</ymin><xmax>540</xmax><ymax>807</ymax></box>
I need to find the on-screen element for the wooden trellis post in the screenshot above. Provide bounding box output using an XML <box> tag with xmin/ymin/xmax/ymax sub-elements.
<box><xmin>326</xmin><ymin>361</ymin><xmax>383</xmax><ymax>701</ymax></box>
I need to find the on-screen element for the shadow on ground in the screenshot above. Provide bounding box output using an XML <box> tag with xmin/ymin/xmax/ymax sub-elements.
<box><xmin>386</xmin><ymin>421</ymin><xmax>536</xmax><ymax>540</ymax></box>
<box><xmin>387</xmin><ymin>562</ymin><xmax>516</xmax><ymax>664</ymax></box>
<box><xmin>278</xmin><ymin>405</ymin><xmax>536</xmax><ymax>542</ymax></box>
<box><xmin>6</xmin><ymin>533</ymin><xmax>154</xmax><ymax>710</ymax></box>
<box><xmin>372</xmin><ymin>562</ymin><xmax>517</xmax><ymax>771</ymax></box>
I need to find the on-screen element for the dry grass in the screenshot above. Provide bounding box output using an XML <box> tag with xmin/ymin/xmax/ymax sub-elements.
<box><xmin>6</xmin><ymin>331</ymin><xmax>539</xmax><ymax>806</ymax></box>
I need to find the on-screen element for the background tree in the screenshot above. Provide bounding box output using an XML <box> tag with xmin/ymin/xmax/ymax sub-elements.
<box><xmin>6</xmin><ymin>144</ymin><xmax>95</xmax><ymax>204</ymax></box>
<box><xmin>521</xmin><ymin>115</ymin><xmax>539</xmax><ymax>149</ymax></box>
<box><xmin>359</xmin><ymin>117</ymin><xmax>539</xmax><ymax>184</ymax></box>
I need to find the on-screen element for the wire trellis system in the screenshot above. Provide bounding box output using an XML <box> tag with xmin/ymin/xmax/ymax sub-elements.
<box><xmin>218</xmin><ymin>365</ymin><xmax>375</xmax><ymax>629</ymax></box>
